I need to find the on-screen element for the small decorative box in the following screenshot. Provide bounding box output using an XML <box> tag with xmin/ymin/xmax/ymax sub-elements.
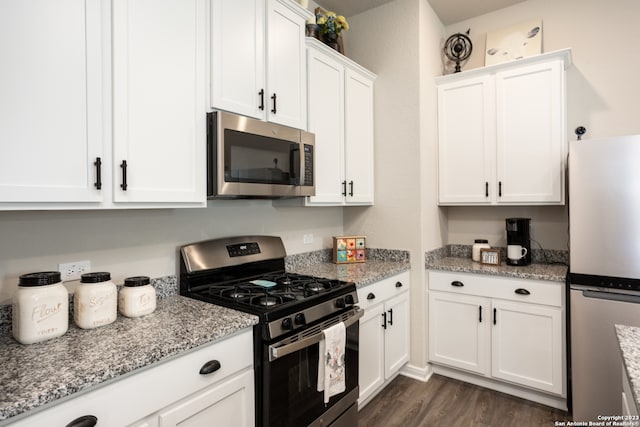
<box><xmin>333</xmin><ymin>236</ymin><xmax>366</xmax><ymax>264</ymax></box>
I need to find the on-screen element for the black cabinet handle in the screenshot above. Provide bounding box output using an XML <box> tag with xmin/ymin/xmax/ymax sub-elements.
<box><xmin>485</xmin><ymin>181</ymin><xmax>489</xmax><ymax>197</ymax></box>
<box><xmin>493</xmin><ymin>308</ymin><xmax>497</xmax><ymax>325</ymax></box>
<box><xmin>66</xmin><ymin>415</ymin><xmax>98</xmax><ymax>427</ymax></box>
<box><xmin>515</xmin><ymin>288</ymin><xmax>531</xmax><ymax>295</ymax></box>
<box><xmin>94</xmin><ymin>157</ymin><xmax>102</xmax><ymax>190</ymax></box>
<box><xmin>199</xmin><ymin>359</ymin><xmax>221</xmax><ymax>375</ymax></box>
<box><xmin>395</xmin><ymin>281</ymin><xmax>403</xmax><ymax>288</ymax></box>
<box><xmin>342</xmin><ymin>180</ymin><xmax>347</xmax><ymax>196</ymax></box>
<box><xmin>367</xmin><ymin>292</ymin><xmax>375</xmax><ymax>300</ymax></box>
<box><xmin>382</xmin><ymin>311</ymin><xmax>387</xmax><ymax>329</ymax></box>
<box><xmin>120</xmin><ymin>160</ymin><xmax>128</xmax><ymax>191</ymax></box>
<box><xmin>498</xmin><ymin>181</ymin><xmax>502</xmax><ymax>197</ymax></box>
<box><xmin>479</xmin><ymin>306</ymin><xmax>483</xmax><ymax>323</ymax></box>
<box><xmin>271</xmin><ymin>93</ymin><xmax>277</xmax><ymax>114</ymax></box>
<box><xmin>451</xmin><ymin>281</ymin><xmax>464</xmax><ymax>287</ymax></box>
<box><xmin>388</xmin><ymin>308</ymin><xmax>393</xmax><ymax>326</ymax></box>
<box><xmin>259</xmin><ymin>89</ymin><xmax>265</xmax><ymax>110</ymax></box>
<box><xmin>349</xmin><ymin>181</ymin><xmax>354</xmax><ymax>197</ymax></box>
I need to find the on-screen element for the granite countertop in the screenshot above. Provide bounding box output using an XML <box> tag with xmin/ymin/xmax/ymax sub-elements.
<box><xmin>425</xmin><ymin>245</ymin><xmax>568</xmax><ymax>283</ymax></box>
<box><xmin>290</xmin><ymin>259</ymin><xmax>411</xmax><ymax>287</ymax></box>
<box><xmin>615</xmin><ymin>324</ymin><xmax>640</xmax><ymax>413</ymax></box>
<box><xmin>0</xmin><ymin>295</ymin><xmax>258</xmax><ymax>423</ymax></box>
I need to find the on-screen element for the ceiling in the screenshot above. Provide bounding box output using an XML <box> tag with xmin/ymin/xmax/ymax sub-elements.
<box><xmin>317</xmin><ymin>0</ymin><xmax>528</xmax><ymax>25</ymax></box>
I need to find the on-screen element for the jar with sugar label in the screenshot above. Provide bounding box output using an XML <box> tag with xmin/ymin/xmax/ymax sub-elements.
<box><xmin>118</xmin><ymin>276</ymin><xmax>156</xmax><ymax>318</ymax></box>
<box><xmin>74</xmin><ymin>272</ymin><xmax>117</xmax><ymax>329</ymax></box>
<box><xmin>13</xmin><ymin>271</ymin><xmax>69</xmax><ymax>345</ymax></box>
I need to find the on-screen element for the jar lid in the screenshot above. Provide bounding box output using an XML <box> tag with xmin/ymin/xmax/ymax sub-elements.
<box><xmin>474</xmin><ymin>239</ymin><xmax>489</xmax><ymax>244</ymax></box>
<box><xmin>124</xmin><ymin>276</ymin><xmax>151</xmax><ymax>287</ymax></box>
<box><xmin>80</xmin><ymin>272</ymin><xmax>111</xmax><ymax>283</ymax></box>
<box><xmin>19</xmin><ymin>271</ymin><xmax>62</xmax><ymax>287</ymax></box>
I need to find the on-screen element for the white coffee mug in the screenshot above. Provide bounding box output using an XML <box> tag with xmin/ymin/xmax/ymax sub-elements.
<box><xmin>507</xmin><ymin>245</ymin><xmax>527</xmax><ymax>260</ymax></box>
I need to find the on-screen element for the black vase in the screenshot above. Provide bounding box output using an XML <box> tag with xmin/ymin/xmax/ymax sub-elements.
<box><xmin>323</xmin><ymin>31</ymin><xmax>339</xmax><ymax>51</ymax></box>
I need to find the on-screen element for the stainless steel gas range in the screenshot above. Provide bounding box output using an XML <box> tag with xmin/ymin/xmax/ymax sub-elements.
<box><xmin>179</xmin><ymin>236</ymin><xmax>361</xmax><ymax>427</ymax></box>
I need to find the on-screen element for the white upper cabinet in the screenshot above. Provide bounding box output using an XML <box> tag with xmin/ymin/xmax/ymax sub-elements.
<box><xmin>305</xmin><ymin>39</ymin><xmax>376</xmax><ymax>206</ymax></box>
<box><xmin>0</xmin><ymin>0</ymin><xmax>104</xmax><ymax>204</ymax></box>
<box><xmin>211</xmin><ymin>0</ymin><xmax>310</xmax><ymax>130</ymax></box>
<box><xmin>437</xmin><ymin>49</ymin><xmax>571</xmax><ymax>206</ymax></box>
<box><xmin>112</xmin><ymin>0</ymin><xmax>207</xmax><ymax>205</ymax></box>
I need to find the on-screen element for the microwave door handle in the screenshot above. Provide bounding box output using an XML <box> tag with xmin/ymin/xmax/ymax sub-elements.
<box><xmin>290</xmin><ymin>144</ymin><xmax>300</xmax><ymax>184</ymax></box>
<box><xmin>268</xmin><ymin>308</ymin><xmax>363</xmax><ymax>362</ymax></box>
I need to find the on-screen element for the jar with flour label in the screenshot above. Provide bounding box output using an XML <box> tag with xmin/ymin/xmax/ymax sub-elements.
<box><xmin>12</xmin><ymin>271</ymin><xmax>69</xmax><ymax>345</ymax></box>
<box><xmin>74</xmin><ymin>272</ymin><xmax>117</xmax><ymax>329</ymax></box>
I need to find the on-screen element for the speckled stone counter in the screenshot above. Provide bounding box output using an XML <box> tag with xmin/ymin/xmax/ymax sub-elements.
<box><xmin>0</xmin><ymin>294</ymin><xmax>257</xmax><ymax>423</ymax></box>
<box><xmin>615</xmin><ymin>324</ymin><xmax>640</xmax><ymax>414</ymax></box>
<box><xmin>286</xmin><ymin>248</ymin><xmax>411</xmax><ymax>288</ymax></box>
<box><xmin>425</xmin><ymin>245</ymin><xmax>568</xmax><ymax>282</ymax></box>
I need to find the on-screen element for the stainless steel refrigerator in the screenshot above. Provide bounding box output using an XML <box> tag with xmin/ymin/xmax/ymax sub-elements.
<box><xmin>569</xmin><ymin>135</ymin><xmax>640</xmax><ymax>421</ymax></box>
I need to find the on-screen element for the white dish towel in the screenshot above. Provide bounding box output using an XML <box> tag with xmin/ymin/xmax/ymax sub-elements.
<box><xmin>317</xmin><ymin>321</ymin><xmax>346</xmax><ymax>404</ymax></box>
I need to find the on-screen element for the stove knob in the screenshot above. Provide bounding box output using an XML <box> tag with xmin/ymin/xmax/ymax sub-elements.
<box><xmin>344</xmin><ymin>294</ymin><xmax>355</xmax><ymax>306</ymax></box>
<box><xmin>281</xmin><ymin>317</ymin><xmax>293</xmax><ymax>330</ymax></box>
<box><xmin>335</xmin><ymin>298</ymin><xmax>346</xmax><ymax>309</ymax></box>
<box><xmin>294</xmin><ymin>313</ymin><xmax>306</xmax><ymax>325</ymax></box>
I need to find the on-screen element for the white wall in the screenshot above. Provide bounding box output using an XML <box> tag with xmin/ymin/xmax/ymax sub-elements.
<box><xmin>443</xmin><ymin>0</ymin><xmax>640</xmax><ymax>250</ymax></box>
<box><xmin>0</xmin><ymin>203</ymin><xmax>343</xmax><ymax>303</ymax></box>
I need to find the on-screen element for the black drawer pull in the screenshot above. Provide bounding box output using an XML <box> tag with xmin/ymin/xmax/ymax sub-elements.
<box><xmin>199</xmin><ymin>359</ymin><xmax>221</xmax><ymax>375</ymax></box>
<box><xmin>515</xmin><ymin>288</ymin><xmax>531</xmax><ymax>295</ymax></box>
<box><xmin>120</xmin><ymin>160</ymin><xmax>128</xmax><ymax>191</ymax></box>
<box><xmin>66</xmin><ymin>415</ymin><xmax>98</xmax><ymax>427</ymax></box>
<box><xmin>94</xmin><ymin>157</ymin><xmax>102</xmax><ymax>190</ymax></box>
<box><xmin>367</xmin><ymin>293</ymin><xmax>376</xmax><ymax>300</ymax></box>
<box><xmin>395</xmin><ymin>281</ymin><xmax>403</xmax><ymax>288</ymax></box>
<box><xmin>451</xmin><ymin>281</ymin><xmax>464</xmax><ymax>287</ymax></box>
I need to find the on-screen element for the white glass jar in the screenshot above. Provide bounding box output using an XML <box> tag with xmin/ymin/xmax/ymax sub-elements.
<box><xmin>74</xmin><ymin>272</ymin><xmax>117</xmax><ymax>329</ymax></box>
<box><xmin>12</xmin><ymin>271</ymin><xmax>69</xmax><ymax>345</ymax></box>
<box><xmin>472</xmin><ymin>239</ymin><xmax>491</xmax><ymax>262</ymax></box>
<box><xmin>118</xmin><ymin>276</ymin><xmax>156</xmax><ymax>318</ymax></box>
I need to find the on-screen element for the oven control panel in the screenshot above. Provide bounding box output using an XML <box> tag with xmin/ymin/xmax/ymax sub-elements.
<box><xmin>226</xmin><ymin>242</ymin><xmax>261</xmax><ymax>257</ymax></box>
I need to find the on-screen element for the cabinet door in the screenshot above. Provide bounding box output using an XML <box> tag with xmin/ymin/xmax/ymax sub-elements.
<box><xmin>211</xmin><ymin>0</ymin><xmax>265</xmax><ymax>119</ymax></box>
<box><xmin>358</xmin><ymin>303</ymin><xmax>385</xmax><ymax>405</ymax></box>
<box><xmin>428</xmin><ymin>292</ymin><xmax>490</xmax><ymax>375</ymax></box>
<box><xmin>491</xmin><ymin>300</ymin><xmax>563</xmax><ymax>394</ymax></box>
<box><xmin>306</xmin><ymin>46</ymin><xmax>345</xmax><ymax>205</ymax></box>
<box><xmin>495</xmin><ymin>60</ymin><xmax>565</xmax><ymax>204</ymax></box>
<box><xmin>112</xmin><ymin>0</ymin><xmax>206</xmax><ymax>204</ymax></box>
<box><xmin>266</xmin><ymin>0</ymin><xmax>307</xmax><ymax>129</ymax></box>
<box><xmin>0</xmin><ymin>0</ymin><xmax>103</xmax><ymax>203</ymax></box>
<box><xmin>344</xmin><ymin>68</ymin><xmax>375</xmax><ymax>205</ymax></box>
<box><xmin>437</xmin><ymin>75</ymin><xmax>495</xmax><ymax>205</ymax></box>
<box><xmin>384</xmin><ymin>292</ymin><xmax>410</xmax><ymax>378</ymax></box>
<box><xmin>157</xmin><ymin>369</ymin><xmax>255</xmax><ymax>427</ymax></box>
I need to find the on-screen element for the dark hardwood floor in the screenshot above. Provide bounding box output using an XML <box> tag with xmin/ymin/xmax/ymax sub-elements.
<box><xmin>358</xmin><ymin>374</ymin><xmax>571</xmax><ymax>427</ymax></box>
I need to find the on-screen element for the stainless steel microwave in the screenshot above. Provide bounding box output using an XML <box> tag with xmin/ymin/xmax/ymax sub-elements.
<box><xmin>206</xmin><ymin>111</ymin><xmax>315</xmax><ymax>198</ymax></box>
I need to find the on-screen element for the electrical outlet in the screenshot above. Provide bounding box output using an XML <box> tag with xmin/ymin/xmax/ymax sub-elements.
<box><xmin>303</xmin><ymin>234</ymin><xmax>314</xmax><ymax>244</ymax></box>
<box><xmin>59</xmin><ymin>260</ymin><xmax>91</xmax><ymax>281</ymax></box>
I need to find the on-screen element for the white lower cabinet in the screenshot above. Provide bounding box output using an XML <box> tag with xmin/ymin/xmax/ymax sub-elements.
<box><xmin>357</xmin><ymin>271</ymin><xmax>410</xmax><ymax>407</ymax></box>
<box><xmin>428</xmin><ymin>271</ymin><xmax>565</xmax><ymax>408</ymax></box>
<box><xmin>7</xmin><ymin>331</ymin><xmax>254</xmax><ymax>427</ymax></box>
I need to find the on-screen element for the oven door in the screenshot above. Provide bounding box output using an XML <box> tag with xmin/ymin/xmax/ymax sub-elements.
<box><xmin>260</xmin><ymin>308</ymin><xmax>362</xmax><ymax>427</ymax></box>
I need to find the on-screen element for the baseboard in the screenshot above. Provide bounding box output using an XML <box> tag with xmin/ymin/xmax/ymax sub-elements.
<box><xmin>400</xmin><ymin>363</ymin><xmax>433</xmax><ymax>382</ymax></box>
<box><xmin>431</xmin><ymin>364</ymin><xmax>568</xmax><ymax>411</ymax></box>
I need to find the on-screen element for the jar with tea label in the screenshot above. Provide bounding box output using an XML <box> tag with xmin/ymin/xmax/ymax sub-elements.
<box><xmin>13</xmin><ymin>271</ymin><xmax>69</xmax><ymax>345</ymax></box>
<box><xmin>118</xmin><ymin>276</ymin><xmax>156</xmax><ymax>318</ymax></box>
<box><xmin>74</xmin><ymin>272</ymin><xmax>117</xmax><ymax>329</ymax></box>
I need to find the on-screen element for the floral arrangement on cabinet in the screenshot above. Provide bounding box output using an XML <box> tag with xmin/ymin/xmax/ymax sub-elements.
<box><xmin>315</xmin><ymin>9</ymin><xmax>348</xmax><ymax>54</ymax></box>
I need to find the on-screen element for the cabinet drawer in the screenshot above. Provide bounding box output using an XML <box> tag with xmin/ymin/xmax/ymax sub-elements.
<box><xmin>8</xmin><ymin>330</ymin><xmax>253</xmax><ymax>426</ymax></box>
<box><xmin>357</xmin><ymin>271</ymin><xmax>410</xmax><ymax>311</ymax></box>
<box><xmin>429</xmin><ymin>271</ymin><xmax>562</xmax><ymax>307</ymax></box>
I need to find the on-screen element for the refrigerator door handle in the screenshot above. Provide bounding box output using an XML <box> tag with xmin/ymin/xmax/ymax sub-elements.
<box><xmin>581</xmin><ymin>290</ymin><xmax>640</xmax><ymax>304</ymax></box>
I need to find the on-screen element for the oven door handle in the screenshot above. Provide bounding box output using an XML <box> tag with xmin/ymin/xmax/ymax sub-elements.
<box><xmin>269</xmin><ymin>308</ymin><xmax>363</xmax><ymax>362</ymax></box>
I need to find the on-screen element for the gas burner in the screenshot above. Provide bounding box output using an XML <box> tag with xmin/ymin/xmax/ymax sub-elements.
<box><xmin>305</xmin><ymin>282</ymin><xmax>325</xmax><ymax>293</ymax></box>
<box><xmin>258</xmin><ymin>296</ymin><xmax>278</xmax><ymax>307</ymax></box>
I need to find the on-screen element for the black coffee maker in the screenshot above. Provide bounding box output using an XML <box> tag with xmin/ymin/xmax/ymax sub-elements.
<box><xmin>505</xmin><ymin>218</ymin><xmax>532</xmax><ymax>266</ymax></box>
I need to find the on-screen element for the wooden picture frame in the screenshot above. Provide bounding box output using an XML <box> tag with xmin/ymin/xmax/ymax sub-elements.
<box><xmin>480</xmin><ymin>248</ymin><xmax>501</xmax><ymax>266</ymax></box>
<box><xmin>314</xmin><ymin>7</ymin><xmax>346</xmax><ymax>55</ymax></box>
<box><xmin>333</xmin><ymin>235</ymin><xmax>366</xmax><ymax>264</ymax></box>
